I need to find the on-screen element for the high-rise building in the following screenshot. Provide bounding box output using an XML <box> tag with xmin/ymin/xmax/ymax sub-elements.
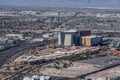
<box><xmin>58</xmin><ymin>30</ymin><xmax>91</xmax><ymax>46</ymax></box>
<box><xmin>82</xmin><ymin>36</ymin><xmax>103</xmax><ymax>47</ymax></box>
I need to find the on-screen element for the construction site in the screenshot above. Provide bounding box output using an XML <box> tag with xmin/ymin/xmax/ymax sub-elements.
<box><xmin>30</xmin><ymin>56</ymin><xmax>120</xmax><ymax>78</ymax></box>
<box><xmin>85</xmin><ymin>65</ymin><xmax>120</xmax><ymax>80</ymax></box>
<box><xmin>12</xmin><ymin>44</ymin><xmax>100</xmax><ymax>65</ymax></box>
<box><xmin>0</xmin><ymin>42</ymin><xmax>100</xmax><ymax>79</ymax></box>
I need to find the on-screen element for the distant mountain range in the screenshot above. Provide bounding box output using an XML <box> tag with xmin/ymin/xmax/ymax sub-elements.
<box><xmin>0</xmin><ymin>0</ymin><xmax>120</xmax><ymax>9</ymax></box>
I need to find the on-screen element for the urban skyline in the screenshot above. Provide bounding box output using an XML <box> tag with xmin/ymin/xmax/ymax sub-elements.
<box><xmin>0</xmin><ymin>0</ymin><xmax>120</xmax><ymax>80</ymax></box>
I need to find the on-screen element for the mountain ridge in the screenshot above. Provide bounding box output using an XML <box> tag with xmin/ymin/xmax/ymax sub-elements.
<box><xmin>0</xmin><ymin>0</ymin><xmax>120</xmax><ymax>8</ymax></box>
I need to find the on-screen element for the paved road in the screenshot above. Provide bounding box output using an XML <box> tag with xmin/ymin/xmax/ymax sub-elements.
<box><xmin>0</xmin><ymin>39</ymin><xmax>57</xmax><ymax>79</ymax></box>
<box><xmin>0</xmin><ymin>42</ymin><xmax>45</xmax><ymax>69</ymax></box>
<box><xmin>0</xmin><ymin>43</ymin><xmax>120</xmax><ymax>80</ymax></box>
<box><xmin>58</xmin><ymin>11</ymin><xmax>80</xmax><ymax>28</ymax></box>
<box><xmin>73</xmin><ymin>62</ymin><xmax>120</xmax><ymax>80</ymax></box>
<box><xmin>2</xmin><ymin>61</ymin><xmax>54</xmax><ymax>80</ymax></box>
<box><xmin>1</xmin><ymin>61</ymin><xmax>120</xmax><ymax>80</ymax></box>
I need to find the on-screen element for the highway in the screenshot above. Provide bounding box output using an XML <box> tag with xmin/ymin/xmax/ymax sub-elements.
<box><xmin>1</xmin><ymin>61</ymin><xmax>120</xmax><ymax>80</ymax></box>
<box><xmin>0</xmin><ymin>41</ymin><xmax>118</xmax><ymax>79</ymax></box>
<box><xmin>0</xmin><ymin>41</ymin><xmax>120</xmax><ymax>80</ymax></box>
<box><xmin>2</xmin><ymin>61</ymin><xmax>55</xmax><ymax>80</ymax></box>
<box><xmin>0</xmin><ymin>39</ymin><xmax>57</xmax><ymax>79</ymax></box>
<box><xmin>0</xmin><ymin>42</ymin><xmax>45</xmax><ymax>69</ymax></box>
<box><xmin>58</xmin><ymin>11</ymin><xmax>80</xmax><ymax>28</ymax></box>
<box><xmin>0</xmin><ymin>38</ymin><xmax>57</xmax><ymax>67</ymax></box>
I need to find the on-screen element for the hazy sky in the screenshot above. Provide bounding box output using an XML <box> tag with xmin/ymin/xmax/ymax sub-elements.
<box><xmin>0</xmin><ymin>0</ymin><xmax>120</xmax><ymax>8</ymax></box>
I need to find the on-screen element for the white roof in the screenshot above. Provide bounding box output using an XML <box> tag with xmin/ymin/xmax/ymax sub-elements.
<box><xmin>6</xmin><ymin>34</ymin><xmax>23</xmax><ymax>37</ymax></box>
<box><xmin>14</xmin><ymin>55</ymin><xmax>43</xmax><ymax>62</ymax></box>
<box><xmin>32</xmin><ymin>38</ymin><xmax>44</xmax><ymax>42</ymax></box>
<box><xmin>39</xmin><ymin>76</ymin><xmax>51</xmax><ymax>80</ymax></box>
<box><xmin>14</xmin><ymin>55</ymin><xmax>32</xmax><ymax>62</ymax></box>
<box><xmin>43</xmin><ymin>53</ymin><xmax>65</xmax><ymax>59</ymax></box>
<box><xmin>23</xmin><ymin>76</ymin><xmax>32</xmax><ymax>80</ymax></box>
<box><xmin>28</xmin><ymin>56</ymin><xmax>42</xmax><ymax>62</ymax></box>
<box><xmin>63</xmin><ymin>29</ymin><xmax>77</xmax><ymax>32</ymax></box>
<box><xmin>23</xmin><ymin>75</ymin><xmax>51</xmax><ymax>80</ymax></box>
<box><xmin>82</xmin><ymin>35</ymin><xmax>102</xmax><ymax>38</ymax></box>
<box><xmin>32</xmin><ymin>75</ymin><xmax>39</xmax><ymax>79</ymax></box>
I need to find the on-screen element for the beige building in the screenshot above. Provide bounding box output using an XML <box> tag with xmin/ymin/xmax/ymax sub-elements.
<box><xmin>82</xmin><ymin>36</ymin><xmax>102</xmax><ymax>47</ymax></box>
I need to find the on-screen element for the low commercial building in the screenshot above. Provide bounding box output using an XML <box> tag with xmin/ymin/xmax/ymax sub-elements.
<box><xmin>109</xmin><ymin>41</ymin><xmax>120</xmax><ymax>48</ymax></box>
<box><xmin>112</xmin><ymin>51</ymin><xmax>120</xmax><ymax>57</ymax></box>
<box><xmin>0</xmin><ymin>38</ymin><xmax>18</xmax><ymax>45</ymax></box>
<box><xmin>19</xmin><ymin>11</ymin><xmax>36</xmax><ymax>15</ymax></box>
<box><xmin>6</xmin><ymin>34</ymin><xmax>24</xmax><ymax>40</ymax></box>
<box><xmin>14</xmin><ymin>53</ymin><xmax>66</xmax><ymax>65</ymax></box>
<box><xmin>0</xmin><ymin>38</ymin><xmax>8</xmax><ymax>44</ymax></box>
<box><xmin>82</xmin><ymin>36</ymin><xmax>103</xmax><ymax>47</ymax></box>
<box><xmin>30</xmin><ymin>38</ymin><xmax>44</xmax><ymax>43</ymax></box>
<box><xmin>55</xmin><ymin>51</ymin><xmax>67</xmax><ymax>54</ymax></box>
<box><xmin>43</xmin><ymin>34</ymin><xmax>49</xmax><ymax>38</ymax></box>
<box><xmin>23</xmin><ymin>75</ymin><xmax>51</xmax><ymax>80</ymax></box>
<box><xmin>14</xmin><ymin>55</ymin><xmax>43</xmax><ymax>65</ymax></box>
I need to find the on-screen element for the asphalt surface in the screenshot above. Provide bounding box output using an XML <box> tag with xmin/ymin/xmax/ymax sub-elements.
<box><xmin>2</xmin><ymin>61</ymin><xmax>120</xmax><ymax>80</ymax></box>
<box><xmin>0</xmin><ymin>41</ymin><xmax>120</xmax><ymax>80</ymax></box>
<box><xmin>73</xmin><ymin>62</ymin><xmax>120</xmax><ymax>80</ymax></box>
<box><xmin>0</xmin><ymin>39</ymin><xmax>57</xmax><ymax>79</ymax></box>
<box><xmin>0</xmin><ymin>42</ymin><xmax>45</xmax><ymax>69</ymax></box>
<box><xmin>78</xmin><ymin>56</ymin><xmax>120</xmax><ymax>67</ymax></box>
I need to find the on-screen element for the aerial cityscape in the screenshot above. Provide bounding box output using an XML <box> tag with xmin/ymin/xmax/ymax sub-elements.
<box><xmin>0</xmin><ymin>0</ymin><xmax>120</xmax><ymax>80</ymax></box>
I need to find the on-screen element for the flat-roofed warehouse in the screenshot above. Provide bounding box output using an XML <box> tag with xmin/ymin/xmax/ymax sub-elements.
<box><xmin>14</xmin><ymin>55</ymin><xmax>43</xmax><ymax>65</ymax></box>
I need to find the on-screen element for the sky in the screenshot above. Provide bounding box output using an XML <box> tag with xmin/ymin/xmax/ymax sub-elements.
<box><xmin>0</xmin><ymin>0</ymin><xmax>120</xmax><ymax>8</ymax></box>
